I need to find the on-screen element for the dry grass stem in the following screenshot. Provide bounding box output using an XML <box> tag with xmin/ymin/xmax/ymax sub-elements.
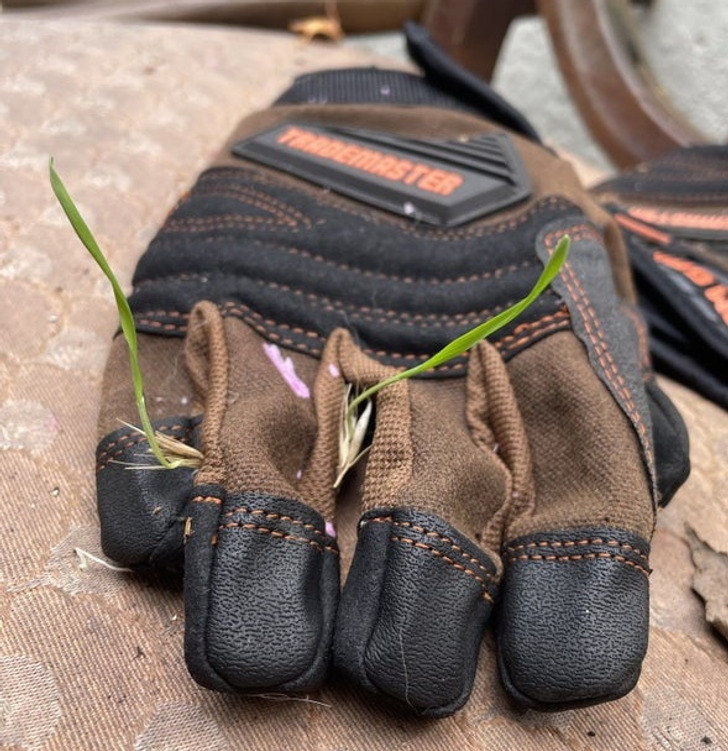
<box><xmin>117</xmin><ymin>421</ymin><xmax>203</xmax><ymax>470</ymax></box>
<box><xmin>74</xmin><ymin>548</ymin><xmax>132</xmax><ymax>572</ymax></box>
<box><xmin>334</xmin><ymin>385</ymin><xmax>372</xmax><ymax>488</ymax></box>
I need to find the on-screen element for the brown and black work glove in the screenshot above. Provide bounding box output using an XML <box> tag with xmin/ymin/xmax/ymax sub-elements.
<box><xmin>95</xmin><ymin>27</ymin><xmax>690</xmax><ymax>717</ymax></box>
<box><xmin>593</xmin><ymin>146</ymin><xmax>728</xmax><ymax>410</ymax></box>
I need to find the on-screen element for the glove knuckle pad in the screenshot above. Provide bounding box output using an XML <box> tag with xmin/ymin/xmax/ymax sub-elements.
<box><xmin>129</xmin><ymin>166</ymin><xmax>582</xmax><ymax>374</ymax></box>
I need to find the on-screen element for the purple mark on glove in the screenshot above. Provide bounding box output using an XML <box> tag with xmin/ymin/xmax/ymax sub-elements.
<box><xmin>325</xmin><ymin>521</ymin><xmax>337</xmax><ymax>539</ymax></box>
<box><xmin>263</xmin><ymin>343</ymin><xmax>311</xmax><ymax>399</ymax></box>
<box><xmin>328</xmin><ymin>363</ymin><xmax>340</xmax><ymax>378</ymax></box>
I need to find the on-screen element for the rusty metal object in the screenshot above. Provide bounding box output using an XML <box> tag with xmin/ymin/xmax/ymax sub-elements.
<box><xmin>424</xmin><ymin>0</ymin><xmax>706</xmax><ymax>168</ymax></box>
<box><xmin>422</xmin><ymin>0</ymin><xmax>536</xmax><ymax>81</ymax></box>
<box><xmin>538</xmin><ymin>0</ymin><xmax>705</xmax><ymax>167</ymax></box>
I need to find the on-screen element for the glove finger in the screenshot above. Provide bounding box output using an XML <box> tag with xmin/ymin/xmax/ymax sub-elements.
<box><xmin>96</xmin><ymin>333</ymin><xmax>200</xmax><ymax>568</ymax></box>
<box><xmin>182</xmin><ymin>303</ymin><xmax>339</xmax><ymax>695</ymax></box>
<box><xmin>499</xmin><ymin>329</ymin><xmax>654</xmax><ymax>708</ymax></box>
<box><xmin>332</xmin><ymin>332</ymin><xmax>530</xmax><ymax>716</ymax></box>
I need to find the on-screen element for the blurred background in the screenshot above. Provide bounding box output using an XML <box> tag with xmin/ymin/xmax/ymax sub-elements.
<box><xmin>3</xmin><ymin>0</ymin><xmax>727</xmax><ymax>174</ymax></box>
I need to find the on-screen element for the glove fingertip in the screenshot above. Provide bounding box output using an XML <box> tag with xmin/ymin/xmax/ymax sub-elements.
<box><xmin>96</xmin><ymin>417</ymin><xmax>200</xmax><ymax>567</ymax></box>
<box><xmin>498</xmin><ymin>528</ymin><xmax>650</xmax><ymax>709</ymax></box>
<box><xmin>184</xmin><ymin>489</ymin><xmax>339</xmax><ymax>694</ymax></box>
<box><xmin>334</xmin><ymin>509</ymin><xmax>498</xmax><ymax>717</ymax></box>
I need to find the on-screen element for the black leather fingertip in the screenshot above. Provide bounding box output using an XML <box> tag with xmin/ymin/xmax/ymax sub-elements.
<box><xmin>498</xmin><ymin>528</ymin><xmax>651</xmax><ymax>709</ymax></box>
<box><xmin>184</xmin><ymin>488</ymin><xmax>339</xmax><ymax>694</ymax></box>
<box><xmin>334</xmin><ymin>508</ymin><xmax>498</xmax><ymax>717</ymax></box>
<box><xmin>96</xmin><ymin>416</ymin><xmax>201</xmax><ymax>567</ymax></box>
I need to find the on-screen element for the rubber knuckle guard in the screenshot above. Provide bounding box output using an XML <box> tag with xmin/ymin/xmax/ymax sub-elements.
<box><xmin>334</xmin><ymin>508</ymin><xmax>498</xmax><ymax>717</ymax></box>
<box><xmin>184</xmin><ymin>489</ymin><xmax>339</xmax><ymax>693</ymax></box>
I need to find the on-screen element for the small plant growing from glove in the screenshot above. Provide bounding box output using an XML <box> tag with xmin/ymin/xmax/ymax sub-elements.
<box><xmin>50</xmin><ymin>160</ymin><xmax>202</xmax><ymax>470</ymax></box>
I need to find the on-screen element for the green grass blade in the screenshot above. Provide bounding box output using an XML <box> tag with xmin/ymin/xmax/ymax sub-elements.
<box><xmin>348</xmin><ymin>235</ymin><xmax>570</xmax><ymax>412</ymax></box>
<box><xmin>49</xmin><ymin>159</ymin><xmax>174</xmax><ymax>468</ymax></box>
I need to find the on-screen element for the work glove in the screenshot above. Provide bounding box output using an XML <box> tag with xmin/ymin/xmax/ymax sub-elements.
<box><xmin>593</xmin><ymin>146</ymin><xmax>728</xmax><ymax>409</ymax></box>
<box><xmin>94</xmin><ymin>25</ymin><xmax>690</xmax><ymax>716</ymax></box>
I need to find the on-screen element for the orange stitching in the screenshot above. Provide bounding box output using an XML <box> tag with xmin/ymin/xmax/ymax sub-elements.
<box><xmin>571</xmin><ymin>275</ymin><xmax>651</xmax><ymax>448</ymax></box>
<box><xmin>135</xmin><ymin>308</ymin><xmax>324</xmax><ymax>356</ymax></box>
<box><xmin>497</xmin><ymin>321</ymin><xmax>571</xmax><ymax>353</ymax></box>
<box><xmin>495</xmin><ymin>309</ymin><xmax>569</xmax><ymax>346</ymax></box>
<box><xmin>544</xmin><ymin>229</ymin><xmax>653</xmax><ymax>460</ymax></box>
<box><xmin>620</xmin><ymin>305</ymin><xmax>651</xmax><ymax>373</ymax></box>
<box><xmin>149</xmin><ymin>233</ymin><xmax>537</xmax><ymax>286</ymax></box>
<box><xmin>97</xmin><ymin>423</ymin><xmax>186</xmax><ymax>457</ymax></box>
<box><xmin>222</xmin><ymin>507</ymin><xmax>326</xmax><ymax>538</ymax></box>
<box><xmin>96</xmin><ymin>424</ymin><xmax>189</xmax><ymax>471</ymax></box>
<box><xmin>390</xmin><ymin>535</ymin><xmax>494</xmax><ymax>602</ymax></box>
<box><xmin>166</xmin><ymin>215</ymin><xmax>295</xmax><ymax>232</ymax></box>
<box><xmin>507</xmin><ymin>552</ymin><xmax>649</xmax><ymax>576</ymax></box>
<box><xmin>192</xmin><ymin>182</ymin><xmax>311</xmax><ymax>228</ymax></box>
<box><xmin>208</xmin><ymin>169</ymin><xmax>573</xmax><ymax>241</ymax></box>
<box><xmin>218</xmin><ymin>522</ymin><xmax>338</xmax><ymax>555</ymax></box>
<box><xmin>571</xmin><ymin>276</ymin><xmax>639</xmax><ymax>410</ymax></box>
<box><xmin>495</xmin><ymin>311</ymin><xmax>572</xmax><ymax>353</ymax></box>
<box><xmin>363</xmin><ymin>516</ymin><xmax>496</xmax><ymax>581</ymax></box>
<box><xmin>505</xmin><ymin>538</ymin><xmax>648</xmax><ymax>561</ymax></box>
<box><xmin>135</xmin><ymin>270</ymin><xmax>522</xmax><ymax>327</ymax></box>
<box><xmin>192</xmin><ymin>495</ymin><xmax>222</xmax><ymax>505</ymax></box>
<box><xmin>133</xmin><ymin>307</ymin><xmax>469</xmax><ymax>371</ymax></box>
<box><xmin>248</xmin><ymin>279</ymin><xmax>522</xmax><ymax>328</ymax></box>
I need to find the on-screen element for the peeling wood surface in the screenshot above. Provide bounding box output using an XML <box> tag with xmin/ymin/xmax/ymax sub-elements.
<box><xmin>687</xmin><ymin>526</ymin><xmax>728</xmax><ymax>643</ymax></box>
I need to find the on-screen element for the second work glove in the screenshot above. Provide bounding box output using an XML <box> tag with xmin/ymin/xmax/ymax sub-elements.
<box><xmin>94</xmin><ymin>38</ymin><xmax>689</xmax><ymax>716</ymax></box>
<box><xmin>594</xmin><ymin>145</ymin><xmax>728</xmax><ymax>410</ymax></box>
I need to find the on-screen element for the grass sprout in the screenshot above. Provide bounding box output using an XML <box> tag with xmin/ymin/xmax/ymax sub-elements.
<box><xmin>50</xmin><ymin>159</ymin><xmax>198</xmax><ymax>470</ymax></box>
<box><xmin>336</xmin><ymin>235</ymin><xmax>571</xmax><ymax>484</ymax></box>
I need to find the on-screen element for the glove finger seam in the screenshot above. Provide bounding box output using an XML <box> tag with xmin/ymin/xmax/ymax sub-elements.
<box><xmin>505</xmin><ymin>551</ymin><xmax>649</xmax><ymax>577</ymax></box>
<box><xmin>619</xmin><ymin>304</ymin><xmax>652</xmax><ymax>374</ymax></box>
<box><xmin>361</xmin><ymin>516</ymin><xmax>497</xmax><ymax>580</ymax></box>
<box><xmin>389</xmin><ymin>535</ymin><xmax>494</xmax><ymax>603</ymax></box>
<box><xmin>220</xmin><ymin>506</ymin><xmax>328</xmax><ymax>539</ymax></box>
<box><xmin>545</xmin><ymin>228</ymin><xmax>653</xmax><ymax>464</ymax></box>
<box><xmin>217</xmin><ymin>521</ymin><xmax>338</xmax><ymax>556</ymax></box>
<box><xmin>140</xmin><ymin>303</ymin><xmax>574</xmax><ymax>372</ymax></box>
<box><xmin>505</xmin><ymin>538</ymin><xmax>648</xmax><ymax>561</ymax></box>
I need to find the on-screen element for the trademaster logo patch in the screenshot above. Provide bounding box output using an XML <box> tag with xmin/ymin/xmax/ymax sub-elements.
<box><xmin>232</xmin><ymin>122</ymin><xmax>531</xmax><ymax>226</ymax></box>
